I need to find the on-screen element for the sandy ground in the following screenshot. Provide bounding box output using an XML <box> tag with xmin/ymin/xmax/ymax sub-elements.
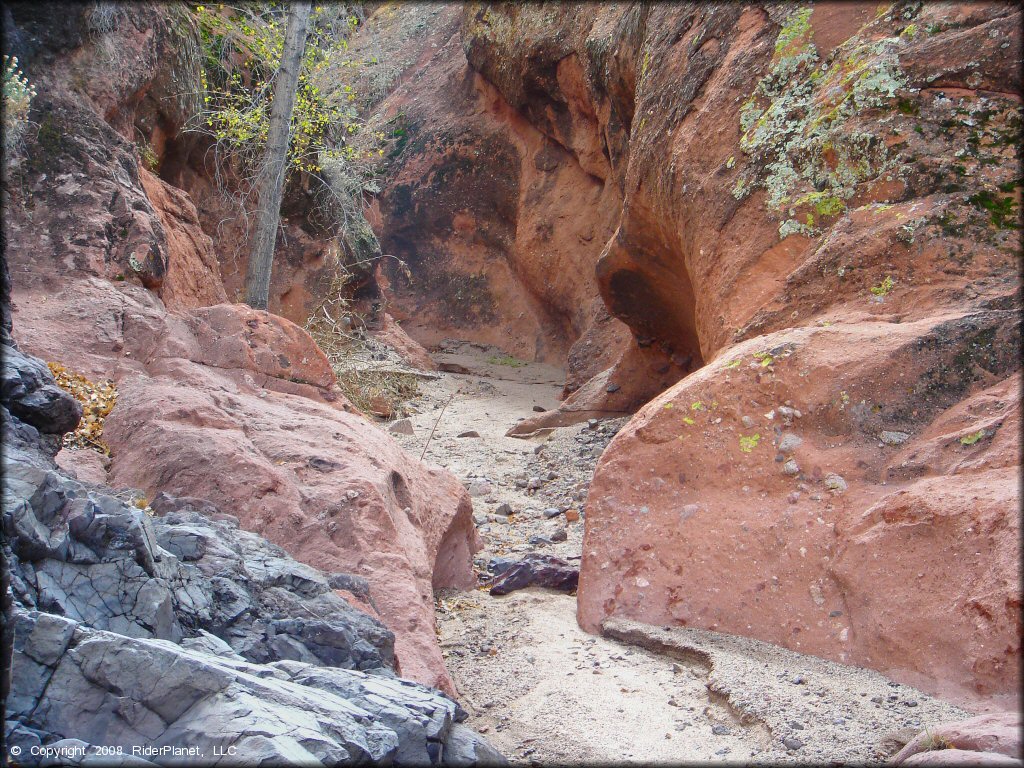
<box><xmin>381</xmin><ymin>341</ymin><xmax>968</xmax><ymax>765</ymax></box>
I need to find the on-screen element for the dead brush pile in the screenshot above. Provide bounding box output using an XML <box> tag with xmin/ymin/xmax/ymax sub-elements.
<box><xmin>47</xmin><ymin>362</ymin><xmax>117</xmax><ymax>454</ymax></box>
<box><xmin>305</xmin><ymin>289</ymin><xmax>420</xmax><ymax>419</ymax></box>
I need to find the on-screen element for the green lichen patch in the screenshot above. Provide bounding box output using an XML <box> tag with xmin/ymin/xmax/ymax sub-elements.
<box><xmin>735</xmin><ymin>5</ymin><xmax>916</xmax><ymax>239</ymax></box>
<box><xmin>968</xmin><ymin>190</ymin><xmax>1019</xmax><ymax>230</ymax></box>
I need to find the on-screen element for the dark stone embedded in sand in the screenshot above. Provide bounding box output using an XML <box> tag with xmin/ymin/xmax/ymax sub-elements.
<box><xmin>488</xmin><ymin>554</ymin><xmax>579</xmax><ymax>596</ymax></box>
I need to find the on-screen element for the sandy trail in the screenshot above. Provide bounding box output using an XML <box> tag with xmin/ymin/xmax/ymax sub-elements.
<box><xmin>383</xmin><ymin>342</ymin><xmax>967</xmax><ymax>765</ymax></box>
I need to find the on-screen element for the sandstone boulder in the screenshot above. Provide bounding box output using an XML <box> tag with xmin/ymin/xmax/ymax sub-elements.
<box><xmin>578</xmin><ymin>319</ymin><xmax>1020</xmax><ymax>708</ymax></box>
<box><xmin>894</xmin><ymin>712</ymin><xmax>1022</xmax><ymax>764</ymax></box>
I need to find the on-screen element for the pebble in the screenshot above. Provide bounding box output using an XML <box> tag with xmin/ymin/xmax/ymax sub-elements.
<box><xmin>527</xmin><ymin>477</ymin><xmax>543</xmax><ymax>490</ymax></box>
<box><xmin>789</xmin><ymin>721</ymin><xmax>804</xmax><ymax>730</ymax></box>
<box><xmin>468</xmin><ymin>480</ymin><xmax>493</xmax><ymax>497</ymax></box>
<box><xmin>606</xmin><ymin>383</ymin><xmax>620</xmax><ymax>393</ymax></box>
<box><xmin>550</xmin><ymin>528</ymin><xmax>567</xmax><ymax>542</ymax></box>
<box><xmin>824</xmin><ymin>473</ymin><xmax>848</xmax><ymax>494</ymax></box>
<box><xmin>388</xmin><ymin>418</ymin><xmax>415</xmax><ymax>435</ymax></box>
<box><xmin>532</xmin><ymin>405</ymin><xmax>546</xmax><ymax>412</ymax></box>
<box><xmin>543</xmin><ymin>508</ymin><xmax>562</xmax><ymax>518</ymax></box>
<box><xmin>587</xmin><ymin>419</ymin><xmax>599</xmax><ymax>429</ymax></box>
<box><xmin>458</xmin><ymin>430</ymin><xmax>481</xmax><ymax>438</ymax></box>
<box><xmin>495</xmin><ymin>503</ymin><xmax>513</xmax><ymax>516</ymax></box>
<box><xmin>782</xmin><ymin>459</ymin><xmax>800</xmax><ymax>476</ymax></box>
<box><xmin>782</xmin><ymin>737</ymin><xmax>804</xmax><ymax>751</ymax></box>
<box><xmin>741</xmin><ymin>416</ymin><xmax>755</xmax><ymax>429</ymax></box>
<box><xmin>528</xmin><ymin>535</ymin><xmax>552</xmax><ymax>547</ymax></box>
<box><xmin>711</xmin><ymin>725</ymin><xmax>731</xmax><ymax>736</ymax></box>
<box><xmin>880</xmin><ymin>430</ymin><xmax>911</xmax><ymax>446</ymax></box>
<box><xmin>778</xmin><ymin>433</ymin><xmax>803</xmax><ymax>453</ymax></box>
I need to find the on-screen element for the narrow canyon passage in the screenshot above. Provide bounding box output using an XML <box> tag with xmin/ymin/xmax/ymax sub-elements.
<box><xmin>384</xmin><ymin>342</ymin><xmax>968</xmax><ymax>765</ymax></box>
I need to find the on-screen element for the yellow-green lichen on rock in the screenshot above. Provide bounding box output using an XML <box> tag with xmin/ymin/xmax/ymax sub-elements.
<box><xmin>734</xmin><ymin>4</ymin><xmax>917</xmax><ymax>239</ymax></box>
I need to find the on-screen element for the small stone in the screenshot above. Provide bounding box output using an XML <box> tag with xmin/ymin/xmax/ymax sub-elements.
<box><xmin>587</xmin><ymin>419</ymin><xmax>599</xmax><ymax>430</ymax></box>
<box><xmin>546</xmin><ymin>471</ymin><xmax>558</xmax><ymax>480</ymax></box>
<box><xmin>606</xmin><ymin>384</ymin><xmax>621</xmax><ymax>393</ymax></box>
<box><xmin>533</xmin><ymin>444</ymin><xmax>545</xmax><ymax>455</ymax></box>
<box><xmin>543</xmin><ymin>508</ymin><xmax>562</xmax><ymax>519</ymax></box>
<box><xmin>515</xmin><ymin>477</ymin><xmax>529</xmax><ymax>488</ymax></box>
<box><xmin>473</xmin><ymin>513</ymin><xmax>487</xmax><ymax>526</ymax></box>
<box><xmin>879</xmin><ymin>430</ymin><xmax>911</xmax><ymax>446</ymax></box>
<box><xmin>904</xmin><ymin>700</ymin><xmax>918</xmax><ymax>707</ymax></box>
<box><xmin>565</xmin><ymin>509</ymin><xmax>580</xmax><ymax>523</ymax></box>
<box><xmin>527</xmin><ymin>477</ymin><xmax>543</xmax><ymax>490</ymax></box>
<box><xmin>488</xmin><ymin>515</ymin><xmax>510</xmax><ymax>525</ymax></box>
<box><xmin>712</xmin><ymin>725</ymin><xmax>731</xmax><ymax>736</ymax></box>
<box><xmin>388</xmin><ymin>418</ymin><xmax>414</xmax><ymax>435</ymax></box>
<box><xmin>550</xmin><ymin>528</ymin><xmax>567</xmax><ymax>543</ymax></box>
<box><xmin>495</xmin><ymin>503</ymin><xmax>513</xmax><ymax>516</ymax></box>
<box><xmin>789</xmin><ymin>721</ymin><xmax>804</xmax><ymax>730</ymax></box>
<box><xmin>741</xmin><ymin>416</ymin><xmax>755</xmax><ymax>429</ymax></box>
<box><xmin>824</xmin><ymin>473</ymin><xmax>848</xmax><ymax>494</ymax></box>
<box><xmin>778</xmin><ymin>433</ymin><xmax>803</xmax><ymax>453</ymax></box>
<box><xmin>533</xmin><ymin>405</ymin><xmax>546</xmax><ymax>412</ymax></box>
<box><xmin>782</xmin><ymin>459</ymin><xmax>800</xmax><ymax>476</ymax></box>
<box><xmin>528</xmin><ymin>535</ymin><xmax>552</xmax><ymax>547</ymax></box>
<box><xmin>458</xmin><ymin>430</ymin><xmax>481</xmax><ymax>438</ymax></box>
<box><xmin>782</xmin><ymin>737</ymin><xmax>804</xmax><ymax>751</ymax></box>
<box><xmin>792</xmin><ymin>675</ymin><xmax>806</xmax><ymax>685</ymax></box>
<box><xmin>468</xmin><ymin>480</ymin><xmax>493</xmax><ymax>497</ymax></box>
<box><xmin>871</xmin><ymin>696</ymin><xmax>884</xmax><ymax>704</ymax></box>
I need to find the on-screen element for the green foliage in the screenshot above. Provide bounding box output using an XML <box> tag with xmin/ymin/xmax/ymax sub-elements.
<box><xmin>968</xmin><ymin>190</ymin><xmax>1019</xmax><ymax>230</ymax></box>
<box><xmin>188</xmin><ymin>2</ymin><xmax>391</xmax><ymax>192</ymax></box>
<box><xmin>739</xmin><ymin>433</ymin><xmax>761</xmax><ymax>453</ymax></box>
<box><xmin>192</xmin><ymin>3</ymin><xmax>377</xmax><ymax>175</ymax></box>
<box><xmin>735</xmin><ymin>5</ymin><xmax>912</xmax><ymax>238</ymax></box>
<box><xmin>870</xmin><ymin>275</ymin><xmax>895</xmax><ymax>296</ymax></box>
<box><xmin>139</xmin><ymin>142</ymin><xmax>160</xmax><ymax>172</ymax></box>
<box><xmin>3</xmin><ymin>55</ymin><xmax>36</xmax><ymax>153</ymax></box>
<box><xmin>960</xmin><ymin>429</ymin><xmax>986</xmax><ymax>446</ymax></box>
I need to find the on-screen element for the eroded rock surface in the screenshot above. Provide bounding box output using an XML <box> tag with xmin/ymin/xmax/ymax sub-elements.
<box><xmin>2</xmin><ymin>329</ymin><xmax>502</xmax><ymax>765</ymax></box>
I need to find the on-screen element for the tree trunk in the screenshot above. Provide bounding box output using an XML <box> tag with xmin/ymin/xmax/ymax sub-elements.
<box><xmin>243</xmin><ymin>1</ymin><xmax>312</xmax><ymax>310</ymax></box>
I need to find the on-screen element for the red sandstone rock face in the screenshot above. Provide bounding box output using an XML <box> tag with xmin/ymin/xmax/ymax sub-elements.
<box><xmin>356</xmin><ymin>4</ymin><xmax>630</xmax><ymax>374</ymax></box>
<box><xmin>577</xmin><ymin>323</ymin><xmax>1020</xmax><ymax>708</ymax></box>
<box><xmin>139</xmin><ymin>169</ymin><xmax>227</xmax><ymax>309</ymax></box>
<box><xmin>373</xmin><ymin>313</ymin><xmax>440</xmax><ymax>372</ymax></box>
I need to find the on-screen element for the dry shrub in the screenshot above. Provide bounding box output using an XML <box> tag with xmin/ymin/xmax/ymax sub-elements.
<box><xmin>47</xmin><ymin>362</ymin><xmax>117</xmax><ymax>455</ymax></box>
